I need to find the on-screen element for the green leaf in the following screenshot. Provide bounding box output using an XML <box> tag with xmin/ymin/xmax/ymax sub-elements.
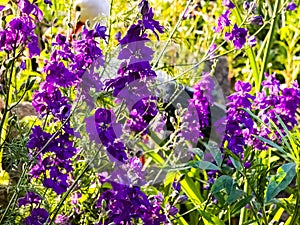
<box><xmin>231</xmin><ymin>195</ymin><xmax>253</xmax><ymax>215</ymax></box>
<box><xmin>200</xmin><ymin>210</ymin><xmax>225</xmax><ymax>225</ymax></box>
<box><xmin>189</xmin><ymin>160</ymin><xmax>220</xmax><ymax>171</ymax></box>
<box><xmin>265</xmin><ymin>163</ymin><xmax>296</xmax><ymax>203</ymax></box>
<box><xmin>203</xmin><ymin>142</ymin><xmax>222</xmax><ymax>167</ymax></box>
<box><xmin>211</xmin><ymin>175</ymin><xmax>245</xmax><ymax>204</ymax></box>
<box><xmin>181</xmin><ymin>175</ymin><xmax>204</xmax><ymax>205</ymax></box>
<box><xmin>229</xmin><ymin>156</ymin><xmax>243</xmax><ymax>171</ymax></box>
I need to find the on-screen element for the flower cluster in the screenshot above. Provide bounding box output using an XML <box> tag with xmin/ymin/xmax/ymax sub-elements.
<box><xmin>181</xmin><ymin>74</ymin><xmax>213</xmax><ymax>143</ymax></box>
<box><xmin>18</xmin><ymin>192</ymin><xmax>49</xmax><ymax>225</ymax></box>
<box><xmin>93</xmin><ymin>108</ymin><xmax>128</xmax><ymax>162</ymax></box>
<box><xmin>215</xmin><ymin>0</ymin><xmax>263</xmax><ymax>49</ymax></box>
<box><xmin>224</xmin><ymin>74</ymin><xmax>300</xmax><ymax>156</ymax></box>
<box><xmin>96</xmin><ymin>181</ymin><xmax>167</xmax><ymax>224</ymax></box>
<box><xmin>105</xmin><ymin>0</ymin><xmax>163</xmax><ymax>135</ymax></box>
<box><xmin>0</xmin><ymin>0</ymin><xmax>42</xmax><ymax>57</ymax></box>
<box><xmin>28</xmin><ymin>5</ymin><xmax>107</xmax><ymax>199</ymax></box>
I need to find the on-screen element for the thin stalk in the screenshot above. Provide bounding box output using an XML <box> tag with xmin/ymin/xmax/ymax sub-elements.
<box><xmin>153</xmin><ymin>0</ymin><xmax>192</xmax><ymax>68</ymax></box>
<box><xmin>258</xmin><ymin>0</ymin><xmax>281</xmax><ymax>91</ymax></box>
<box><xmin>232</xmin><ymin>3</ymin><xmax>260</xmax><ymax>92</ymax></box>
<box><xmin>289</xmin><ymin>167</ymin><xmax>300</xmax><ymax>224</ymax></box>
<box><xmin>238</xmin><ymin>173</ymin><xmax>248</xmax><ymax>225</ymax></box>
<box><xmin>0</xmin><ymin>52</ymin><xmax>16</xmax><ymax>171</ymax></box>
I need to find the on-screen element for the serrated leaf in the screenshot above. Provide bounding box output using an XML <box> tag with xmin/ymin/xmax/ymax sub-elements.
<box><xmin>265</xmin><ymin>163</ymin><xmax>296</xmax><ymax>203</ymax></box>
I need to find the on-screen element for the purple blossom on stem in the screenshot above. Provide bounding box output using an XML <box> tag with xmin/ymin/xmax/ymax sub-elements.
<box><xmin>225</xmin><ymin>81</ymin><xmax>256</xmax><ymax>155</ymax></box>
<box><xmin>249</xmin><ymin>15</ymin><xmax>263</xmax><ymax>26</ymax></box>
<box><xmin>18</xmin><ymin>0</ymin><xmax>43</xmax><ymax>21</ymax></box>
<box><xmin>0</xmin><ymin>16</ymin><xmax>40</xmax><ymax>57</ymax></box>
<box><xmin>287</xmin><ymin>1</ymin><xmax>297</xmax><ymax>11</ymax></box>
<box><xmin>44</xmin><ymin>0</ymin><xmax>52</xmax><ymax>6</ymax></box>
<box><xmin>97</xmin><ymin>183</ymin><xmax>167</xmax><ymax>224</ymax></box>
<box><xmin>214</xmin><ymin>10</ymin><xmax>231</xmax><ymax>33</ymax></box>
<box><xmin>225</xmin><ymin>24</ymin><xmax>248</xmax><ymax>49</ymax></box>
<box><xmin>222</xmin><ymin>0</ymin><xmax>235</xmax><ymax>9</ymax></box>
<box><xmin>248</xmin><ymin>35</ymin><xmax>257</xmax><ymax>47</ymax></box>
<box><xmin>18</xmin><ymin>192</ymin><xmax>42</xmax><ymax>207</ymax></box>
<box><xmin>24</xmin><ymin>208</ymin><xmax>49</xmax><ymax>225</ymax></box>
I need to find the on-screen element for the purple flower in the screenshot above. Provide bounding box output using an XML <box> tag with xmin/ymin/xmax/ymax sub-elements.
<box><xmin>222</xmin><ymin>0</ymin><xmax>235</xmax><ymax>9</ymax></box>
<box><xmin>55</xmin><ymin>214</ymin><xmax>70</xmax><ymax>225</ymax></box>
<box><xmin>20</xmin><ymin>60</ymin><xmax>26</xmax><ymax>70</ymax></box>
<box><xmin>24</xmin><ymin>208</ymin><xmax>49</xmax><ymax>225</ymax></box>
<box><xmin>215</xmin><ymin>10</ymin><xmax>231</xmax><ymax>33</ymax></box>
<box><xmin>141</xmin><ymin>8</ymin><xmax>164</xmax><ymax>40</ymax></box>
<box><xmin>225</xmin><ymin>24</ymin><xmax>248</xmax><ymax>49</ymax></box>
<box><xmin>43</xmin><ymin>170</ymin><xmax>69</xmax><ymax>195</ymax></box>
<box><xmin>0</xmin><ymin>5</ymin><xmax>4</xmax><ymax>11</ymax></box>
<box><xmin>243</xmin><ymin>1</ymin><xmax>250</xmax><ymax>11</ymax></box>
<box><xmin>249</xmin><ymin>15</ymin><xmax>263</xmax><ymax>26</ymax></box>
<box><xmin>18</xmin><ymin>0</ymin><xmax>43</xmax><ymax>21</ymax></box>
<box><xmin>248</xmin><ymin>35</ymin><xmax>257</xmax><ymax>47</ymax></box>
<box><xmin>172</xmin><ymin>179</ymin><xmax>181</xmax><ymax>192</ymax></box>
<box><xmin>27</xmin><ymin>126</ymin><xmax>51</xmax><ymax>150</ymax></box>
<box><xmin>97</xmin><ymin>184</ymin><xmax>167</xmax><ymax>224</ymax></box>
<box><xmin>287</xmin><ymin>1</ymin><xmax>297</xmax><ymax>11</ymax></box>
<box><xmin>44</xmin><ymin>0</ymin><xmax>52</xmax><ymax>6</ymax></box>
<box><xmin>224</xmin><ymin>81</ymin><xmax>256</xmax><ymax>155</ymax></box>
<box><xmin>2</xmin><ymin>16</ymin><xmax>41</xmax><ymax>57</ymax></box>
<box><xmin>18</xmin><ymin>192</ymin><xmax>42</xmax><ymax>207</ymax></box>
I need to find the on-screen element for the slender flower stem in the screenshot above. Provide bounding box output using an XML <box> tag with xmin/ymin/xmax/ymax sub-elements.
<box><xmin>153</xmin><ymin>0</ymin><xmax>192</xmax><ymax>68</ymax></box>
<box><xmin>0</xmin><ymin>51</ymin><xmax>16</xmax><ymax>171</ymax></box>
<box><xmin>259</xmin><ymin>0</ymin><xmax>281</xmax><ymax>91</ymax></box>
<box><xmin>232</xmin><ymin>2</ymin><xmax>260</xmax><ymax>93</ymax></box>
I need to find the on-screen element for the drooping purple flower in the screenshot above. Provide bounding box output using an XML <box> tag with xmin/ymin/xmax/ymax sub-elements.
<box><xmin>24</xmin><ymin>208</ymin><xmax>49</xmax><ymax>225</ymax></box>
<box><xmin>141</xmin><ymin>8</ymin><xmax>164</xmax><ymax>40</ymax></box>
<box><xmin>20</xmin><ymin>60</ymin><xmax>26</xmax><ymax>70</ymax></box>
<box><xmin>222</xmin><ymin>0</ymin><xmax>235</xmax><ymax>9</ymax></box>
<box><xmin>44</xmin><ymin>0</ymin><xmax>53</xmax><ymax>6</ymax></box>
<box><xmin>243</xmin><ymin>1</ymin><xmax>250</xmax><ymax>11</ymax></box>
<box><xmin>225</xmin><ymin>24</ymin><xmax>248</xmax><ymax>49</ymax></box>
<box><xmin>18</xmin><ymin>0</ymin><xmax>43</xmax><ymax>21</ymax></box>
<box><xmin>249</xmin><ymin>15</ymin><xmax>263</xmax><ymax>26</ymax></box>
<box><xmin>248</xmin><ymin>35</ymin><xmax>257</xmax><ymax>47</ymax></box>
<box><xmin>18</xmin><ymin>192</ymin><xmax>42</xmax><ymax>207</ymax></box>
<box><xmin>215</xmin><ymin>10</ymin><xmax>231</xmax><ymax>33</ymax></box>
<box><xmin>287</xmin><ymin>1</ymin><xmax>297</xmax><ymax>11</ymax></box>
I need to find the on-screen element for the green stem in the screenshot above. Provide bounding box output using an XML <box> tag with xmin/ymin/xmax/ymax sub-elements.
<box><xmin>258</xmin><ymin>0</ymin><xmax>281</xmax><ymax>91</ymax></box>
<box><xmin>0</xmin><ymin>53</ymin><xmax>15</xmax><ymax>171</ymax></box>
<box><xmin>153</xmin><ymin>0</ymin><xmax>192</xmax><ymax>68</ymax></box>
<box><xmin>289</xmin><ymin>166</ymin><xmax>300</xmax><ymax>224</ymax></box>
<box><xmin>232</xmin><ymin>4</ymin><xmax>260</xmax><ymax>93</ymax></box>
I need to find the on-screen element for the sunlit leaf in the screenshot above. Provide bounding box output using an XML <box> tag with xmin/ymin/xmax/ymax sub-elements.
<box><xmin>265</xmin><ymin>163</ymin><xmax>296</xmax><ymax>203</ymax></box>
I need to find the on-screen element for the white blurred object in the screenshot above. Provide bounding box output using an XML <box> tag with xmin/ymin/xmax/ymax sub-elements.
<box><xmin>74</xmin><ymin>0</ymin><xmax>110</xmax><ymax>26</ymax></box>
